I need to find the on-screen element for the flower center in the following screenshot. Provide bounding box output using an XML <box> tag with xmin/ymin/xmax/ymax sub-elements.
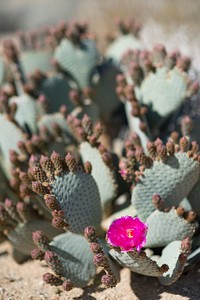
<box><xmin>126</xmin><ymin>229</ymin><xmax>134</xmax><ymax>238</ymax></box>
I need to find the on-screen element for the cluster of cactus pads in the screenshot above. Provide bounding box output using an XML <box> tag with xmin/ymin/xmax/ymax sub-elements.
<box><xmin>0</xmin><ymin>16</ymin><xmax>200</xmax><ymax>294</ymax></box>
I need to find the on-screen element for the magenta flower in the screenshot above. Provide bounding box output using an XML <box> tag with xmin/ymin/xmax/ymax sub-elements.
<box><xmin>107</xmin><ymin>216</ymin><xmax>148</xmax><ymax>252</ymax></box>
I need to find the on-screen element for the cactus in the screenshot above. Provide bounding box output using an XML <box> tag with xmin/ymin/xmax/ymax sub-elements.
<box><xmin>30</xmin><ymin>71</ymin><xmax>75</xmax><ymax>113</ymax></box>
<box><xmin>117</xmin><ymin>46</ymin><xmax>198</xmax><ymax>142</ymax></box>
<box><xmin>54</xmin><ymin>37</ymin><xmax>100</xmax><ymax>89</ymax></box>
<box><xmin>32</xmin><ymin>231</ymin><xmax>96</xmax><ymax>289</ymax></box>
<box><xmin>0</xmin><ymin>199</ymin><xmax>59</xmax><ymax>256</ymax></box>
<box><xmin>28</xmin><ymin>152</ymin><xmax>102</xmax><ymax>234</ymax></box>
<box><xmin>67</xmin><ymin>114</ymin><xmax>118</xmax><ymax>214</ymax></box>
<box><xmin>1</xmin><ymin>15</ymin><xmax>200</xmax><ymax>296</ymax></box>
<box><xmin>86</xmin><ymin>218</ymin><xmax>193</xmax><ymax>287</ymax></box>
<box><xmin>106</xmin><ymin>18</ymin><xmax>143</xmax><ymax>64</ymax></box>
<box><xmin>92</xmin><ymin>60</ymin><xmax>121</xmax><ymax>120</ymax></box>
<box><xmin>109</xmin><ymin>238</ymin><xmax>191</xmax><ymax>286</ymax></box>
<box><xmin>0</xmin><ymin>57</ymin><xmax>7</xmax><ymax>86</ymax></box>
<box><xmin>145</xmin><ymin>207</ymin><xmax>196</xmax><ymax>248</ymax></box>
<box><xmin>10</xmin><ymin>93</ymin><xmax>44</xmax><ymax>133</ymax></box>
<box><xmin>0</xmin><ymin>113</ymin><xmax>26</xmax><ymax>178</ymax></box>
<box><xmin>17</xmin><ymin>29</ymin><xmax>54</xmax><ymax>75</ymax></box>
<box><xmin>118</xmin><ymin>137</ymin><xmax>200</xmax><ymax>221</ymax></box>
<box><xmin>20</xmin><ymin>51</ymin><xmax>53</xmax><ymax>75</ymax></box>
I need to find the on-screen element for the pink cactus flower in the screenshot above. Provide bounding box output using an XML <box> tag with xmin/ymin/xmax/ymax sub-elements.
<box><xmin>107</xmin><ymin>216</ymin><xmax>148</xmax><ymax>252</ymax></box>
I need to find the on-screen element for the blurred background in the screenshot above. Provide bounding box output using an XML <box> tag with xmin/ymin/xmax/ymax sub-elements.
<box><xmin>1</xmin><ymin>0</ymin><xmax>200</xmax><ymax>70</ymax></box>
<box><xmin>1</xmin><ymin>0</ymin><xmax>198</xmax><ymax>125</ymax></box>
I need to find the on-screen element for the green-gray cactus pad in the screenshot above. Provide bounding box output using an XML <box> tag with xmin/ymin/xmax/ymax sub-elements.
<box><xmin>10</xmin><ymin>94</ymin><xmax>44</xmax><ymax>133</ymax></box>
<box><xmin>51</xmin><ymin>171</ymin><xmax>102</xmax><ymax>233</ymax></box>
<box><xmin>145</xmin><ymin>208</ymin><xmax>196</xmax><ymax>248</ymax></box>
<box><xmin>92</xmin><ymin>62</ymin><xmax>120</xmax><ymax>119</ymax></box>
<box><xmin>131</xmin><ymin>152</ymin><xmax>200</xmax><ymax>220</ymax></box>
<box><xmin>0</xmin><ymin>114</ymin><xmax>25</xmax><ymax>178</ymax></box>
<box><xmin>39</xmin><ymin>74</ymin><xmax>75</xmax><ymax>113</ymax></box>
<box><xmin>7</xmin><ymin>220</ymin><xmax>59</xmax><ymax>255</ymax></box>
<box><xmin>20</xmin><ymin>50</ymin><xmax>53</xmax><ymax>75</ymax></box>
<box><xmin>135</xmin><ymin>67</ymin><xmax>189</xmax><ymax>127</ymax></box>
<box><xmin>38</xmin><ymin>112</ymin><xmax>70</xmax><ymax>136</ymax></box>
<box><xmin>106</xmin><ymin>34</ymin><xmax>143</xmax><ymax>63</ymax></box>
<box><xmin>109</xmin><ymin>249</ymin><xmax>165</xmax><ymax>277</ymax></box>
<box><xmin>79</xmin><ymin>141</ymin><xmax>117</xmax><ymax>210</ymax></box>
<box><xmin>54</xmin><ymin>38</ymin><xmax>100</xmax><ymax>88</ymax></box>
<box><xmin>49</xmin><ymin>232</ymin><xmax>96</xmax><ymax>287</ymax></box>
<box><xmin>158</xmin><ymin>241</ymin><xmax>186</xmax><ymax>286</ymax></box>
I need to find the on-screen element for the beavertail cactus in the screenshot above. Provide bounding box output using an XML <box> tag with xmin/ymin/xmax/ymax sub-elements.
<box><xmin>84</xmin><ymin>226</ymin><xmax>120</xmax><ymax>288</ymax></box>
<box><xmin>10</xmin><ymin>93</ymin><xmax>44</xmax><ymax>133</ymax></box>
<box><xmin>32</xmin><ymin>231</ymin><xmax>96</xmax><ymax>289</ymax></box>
<box><xmin>92</xmin><ymin>60</ymin><xmax>121</xmax><ymax>120</ymax></box>
<box><xmin>17</xmin><ymin>29</ymin><xmax>54</xmax><ymax>75</ymax></box>
<box><xmin>0</xmin><ymin>112</ymin><xmax>26</xmax><ymax>178</ymax></box>
<box><xmin>54</xmin><ymin>22</ymin><xmax>100</xmax><ymax>88</ymax></box>
<box><xmin>68</xmin><ymin>114</ymin><xmax>118</xmax><ymax>214</ymax></box>
<box><xmin>117</xmin><ymin>46</ymin><xmax>198</xmax><ymax>140</ymax></box>
<box><xmin>106</xmin><ymin>18</ymin><xmax>143</xmax><ymax>63</ymax></box>
<box><xmin>30</xmin><ymin>71</ymin><xmax>74</xmax><ymax>113</ymax></box>
<box><xmin>0</xmin><ymin>199</ymin><xmax>59</xmax><ymax>256</ymax></box>
<box><xmin>119</xmin><ymin>137</ymin><xmax>200</xmax><ymax>221</ymax></box>
<box><xmin>86</xmin><ymin>218</ymin><xmax>193</xmax><ymax>286</ymax></box>
<box><xmin>0</xmin><ymin>57</ymin><xmax>7</xmax><ymax>86</ymax></box>
<box><xmin>29</xmin><ymin>152</ymin><xmax>102</xmax><ymax>233</ymax></box>
<box><xmin>109</xmin><ymin>238</ymin><xmax>191</xmax><ymax>286</ymax></box>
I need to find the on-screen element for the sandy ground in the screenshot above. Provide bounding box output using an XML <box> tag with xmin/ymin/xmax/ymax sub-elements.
<box><xmin>0</xmin><ymin>241</ymin><xmax>200</xmax><ymax>300</ymax></box>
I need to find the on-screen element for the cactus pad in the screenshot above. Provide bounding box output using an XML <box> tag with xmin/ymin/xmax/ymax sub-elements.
<box><xmin>49</xmin><ymin>232</ymin><xmax>96</xmax><ymax>287</ymax></box>
<box><xmin>39</xmin><ymin>74</ymin><xmax>75</xmax><ymax>113</ymax></box>
<box><xmin>0</xmin><ymin>114</ymin><xmax>25</xmax><ymax>178</ymax></box>
<box><xmin>80</xmin><ymin>141</ymin><xmax>117</xmax><ymax>211</ymax></box>
<box><xmin>54</xmin><ymin>38</ymin><xmax>100</xmax><ymax>88</ymax></box>
<box><xmin>20</xmin><ymin>50</ymin><xmax>53</xmax><ymax>75</ymax></box>
<box><xmin>30</xmin><ymin>152</ymin><xmax>102</xmax><ymax>233</ymax></box>
<box><xmin>8</xmin><ymin>220</ymin><xmax>59</xmax><ymax>255</ymax></box>
<box><xmin>145</xmin><ymin>208</ymin><xmax>196</xmax><ymax>248</ymax></box>
<box><xmin>132</xmin><ymin>151</ymin><xmax>200</xmax><ymax>220</ymax></box>
<box><xmin>51</xmin><ymin>171</ymin><xmax>102</xmax><ymax>232</ymax></box>
<box><xmin>106</xmin><ymin>34</ymin><xmax>143</xmax><ymax>63</ymax></box>
<box><xmin>109</xmin><ymin>249</ymin><xmax>166</xmax><ymax>277</ymax></box>
<box><xmin>10</xmin><ymin>94</ymin><xmax>43</xmax><ymax>133</ymax></box>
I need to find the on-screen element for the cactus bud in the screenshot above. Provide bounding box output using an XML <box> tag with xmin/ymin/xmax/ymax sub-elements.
<box><xmin>44</xmin><ymin>194</ymin><xmax>60</xmax><ymax>210</ymax></box>
<box><xmin>93</xmin><ymin>253</ymin><xmax>108</xmax><ymax>267</ymax></box>
<box><xmin>101</xmin><ymin>274</ymin><xmax>117</xmax><ymax>288</ymax></box>
<box><xmin>31</xmin><ymin>248</ymin><xmax>45</xmax><ymax>260</ymax></box>
<box><xmin>32</xmin><ymin>181</ymin><xmax>49</xmax><ymax>195</ymax></box>
<box><xmin>65</xmin><ymin>153</ymin><xmax>77</xmax><ymax>172</ymax></box>
<box><xmin>181</xmin><ymin>237</ymin><xmax>191</xmax><ymax>254</ymax></box>
<box><xmin>44</xmin><ymin>251</ymin><xmax>63</xmax><ymax>275</ymax></box>
<box><xmin>43</xmin><ymin>273</ymin><xmax>63</xmax><ymax>286</ymax></box>
<box><xmin>62</xmin><ymin>280</ymin><xmax>73</xmax><ymax>291</ymax></box>
<box><xmin>166</xmin><ymin>140</ymin><xmax>175</xmax><ymax>155</ymax></box>
<box><xmin>32</xmin><ymin>231</ymin><xmax>49</xmax><ymax>249</ymax></box>
<box><xmin>152</xmin><ymin>194</ymin><xmax>165</xmax><ymax>211</ymax></box>
<box><xmin>50</xmin><ymin>151</ymin><xmax>64</xmax><ymax>175</ymax></box>
<box><xmin>179</xmin><ymin>137</ymin><xmax>189</xmax><ymax>152</ymax></box>
<box><xmin>40</xmin><ymin>155</ymin><xmax>55</xmax><ymax>179</ymax></box>
<box><xmin>90</xmin><ymin>242</ymin><xmax>102</xmax><ymax>253</ymax></box>
<box><xmin>52</xmin><ymin>217</ymin><xmax>68</xmax><ymax>229</ymax></box>
<box><xmin>84</xmin><ymin>161</ymin><xmax>92</xmax><ymax>174</ymax></box>
<box><xmin>84</xmin><ymin>226</ymin><xmax>97</xmax><ymax>242</ymax></box>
